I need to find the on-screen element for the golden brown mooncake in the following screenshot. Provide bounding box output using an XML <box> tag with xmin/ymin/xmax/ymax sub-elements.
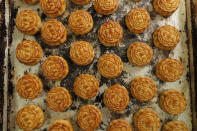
<box><xmin>159</xmin><ymin>89</ymin><xmax>187</xmax><ymax>115</ymax></box>
<box><xmin>74</xmin><ymin>74</ymin><xmax>99</xmax><ymax>100</ymax></box>
<box><xmin>94</xmin><ymin>0</ymin><xmax>119</xmax><ymax>15</ymax></box>
<box><xmin>103</xmin><ymin>84</ymin><xmax>130</xmax><ymax>112</ymax></box>
<box><xmin>21</xmin><ymin>0</ymin><xmax>39</xmax><ymax>4</ymax></box>
<box><xmin>162</xmin><ymin>120</ymin><xmax>188</xmax><ymax>131</ymax></box>
<box><xmin>127</xmin><ymin>42</ymin><xmax>153</xmax><ymax>66</ymax></box>
<box><xmin>46</xmin><ymin>87</ymin><xmax>72</xmax><ymax>112</ymax></box>
<box><xmin>42</xmin><ymin>56</ymin><xmax>69</xmax><ymax>80</ymax></box>
<box><xmin>153</xmin><ymin>0</ymin><xmax>180</xmax><ymax>17</ymax></box>
<box><xmin>49</xmin><ymin>120</ymin><xmax>74</xmax><ymax>131</ymax></box>
<box><xmin>68</xmin><ymin>10</ymin><xmax>93</xmax><ymax>35</ymax></box>
<box><xmin>131</xmin><ymin>76</ymin><xmax>157</xmax><ymax>102</ymax></box>
<box><xmin>153</xmin><ymin>25</ymin><xmax>180</xmax><ymax>50</ymax></box>
<box><xmin>156</xmin><ymin>58</ymin><xmax>183</xmax><ymax>82</ymax></box>
<box><xmin>133</xmin><ymin>108</ymin><xmax>160</xmax><ymax>131</ymax></box>
<box><xmin>15</xmin><ymin>9</ymin><xmax>41</xmax><ymax>35</ymax></box>
<box><xmin>97</xmin><ymin>53</ymin><xmax>123</xmax><ymax>78</ymax></box>
<box><xmin>16</xmin><ymin>74</ymin><xmax>43</xmax><ymax>100</ymax></box>
<box><xmin>98</xmin><ymin>20</ymin><xmax>123</xmax><ymax>47</ymax></box>
<box><xmin>40</xmin><ymin>0</ymin><xmax>66</xmax><ymax>18</ymax></box>
<box><xmin>16</xmin><ymin>40</ymin><xmax>43</xmax><ymax>65</ymax></box>
<box><xmin>16</xmin><ymin>105</ymin><xmax>44</xmax><ymax>131</ymax></box>
<box><xmin>77</xmin><ymin>105</ymin><xmax>102</xmax><ymax>131</ymax></box>
<box><xmin>107</xmin><ymin>119</ymin><xmax>132</xmax><ymax>131</ymax></box>
<box><xmin>72</xmin><ymin>0</ymin><xmax>91</xmax><ymax>5</ymax></box>
<box><xmin>70</xmin><ymin>41</ymin><xmax>95</xmax><ymax>66</ymax></box>
<box><xmin>125</xmin><ymin>8</ymin><xmax>150</xmax><ymax>34</ymax></box>
<box><xmin>41</xmin><ymin>20</ymin><xmax>67</xmax><ymax>46</ymax></box>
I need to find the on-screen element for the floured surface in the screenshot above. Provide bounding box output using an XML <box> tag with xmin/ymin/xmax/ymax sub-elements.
<box><xmin>8</xmin><ymin>0</ymin><xmax>192</xmax><ymax>130</ymax></box>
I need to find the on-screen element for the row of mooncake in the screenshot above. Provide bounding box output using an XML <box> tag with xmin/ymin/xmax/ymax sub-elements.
<box><xmin>16</xmin><ymin>103</ymin><xmax>187</xmax><ymax>130</ymax></box>
<box><xmin>15</xmin><ymin>7</ymin><xmax>180</xmax><ymax>47</ymax></box>
<box><xmin>21</xmin><ymin>0</ymin><xmax>180</xmax><ymax>17</ymax></box>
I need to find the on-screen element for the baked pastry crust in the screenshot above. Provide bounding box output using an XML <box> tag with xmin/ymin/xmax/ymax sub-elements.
<box><xmin>21</xmin><ymin>0</ymin><xmax>39</xmax><ymax>4</ymax></box>
<box><xmin>49</xmin><ymin>120</ymin><xmax>74</xmax><ymax>131</ymax></box>
<box><xmin>74</xmin><ymin>74</ymin><xmax>99</xmax><ymax>100</ymax></box>
<box><xmin>103</xmin><ymin>84</ymin><xmax>129</xmax><ymax>112</ymax></box>
<box><xmin>133</xmin><ymin>108</ymin><xmax>160</xmax><ymax>131</ymax></box>
<box><xmin>162</xmin><ymin>120</ymin><xmax>188</xmax><ymax>131</ymax></box>
<box><xmin>127</xmin><ymin>42</ymin><xmax>153</xmax><ymax>66</ymax></box>
<box><xmin>94</xmin><ymin>0</ymin><xmax>119</xmax><ymax>15</ymax></box>
<box><xmin>153</xmin><ymin>25</ymin><xmax>180</xmax><ymax>50</ymax></box>
<box><xmin>156</xmin><ymin>58</ymin><xmax>183</xmax><ymax>82</ymax></box>
<box><xmin>72</xmin><ymin>0</ymin><xmax>91</xmax><ymax>5</ymax></box>
<box><xmin>70</xmin><ymin>41</ymin><xmax>94</xmax><ymax>66</ymax></box>
<box><xmin>16</xmin><ymin>74</ymin><xmax>43</xmax><ymax>100</ymax></box>
<box><xmin>125</xmin><ymin>8</ymin><xmax>150</xmax><ymax>34</ymax></box>
<box><xmin>153</xmin><ymin>0</ymin><xmax>180</xmax><ymax>17</ymax></box>
<box><xmin>98</xmin><ymin>20</ymin><xmax>123</xmax><ymax>47</ymax></box>
<box><xmin>16</xmin><ymin>40</ymin><xmax>43</xmax><ymax>65</ymax></box>
<box><xmin>68</xmin><ymin>10</ymin><xmax>93</xmax><ymax>35</ymax></box>
<box><xmin>15</xmin><ymin>9</ymin><xmax>41</xmax><ymax>35</ymax></box>
<box><xmin>46</xmin><ymin>87</ymin><xmax>72</xmax><ymax>112</ymax></box>
<box><xmin>42</xmin><ymin>56</ymin><xmax>69</xmax><ymax>80</ymax></box>
<box><xmin>97</xmin><ymin>53</ymin><xmax>123</xmax><ymax>78</ymax></box>
<box><xmin>131</xmin><ymin>76</ymin><xmax>157</xmax><ymax>102</ymax></box>
<box><xmin>159</xmin><ymin>89</ymin><xmax>186</xmax><ymax>115</ymax></box>
<box><xmin>77</xmin><ymin>105</ymin><xmax>102</xmax><ymax>131</ymax></box>
<box><xmin>16</xmin><ymin>105</ymin><xmax>44</xmax><ymax>130</ymax></box>
<box><xmin>40</xmin><ymin>0</ymin><xmax>66</xmax><ymax>18</ymax></box>
<box><xmin>41</xmin><ymin>20</ymin><xmax>67</xmax><ymax>46</ymax></box>
<box><xmin>107</xmin><ymin>119</ymin><xmax>132</xmax><ymax>131</ymax></box>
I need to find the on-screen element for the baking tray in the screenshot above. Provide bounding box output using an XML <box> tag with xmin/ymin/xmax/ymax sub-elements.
<box><xmin>1</xmin><ymin>0</ymin><xmax>197</xmax><ymax>130</ymax></box>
